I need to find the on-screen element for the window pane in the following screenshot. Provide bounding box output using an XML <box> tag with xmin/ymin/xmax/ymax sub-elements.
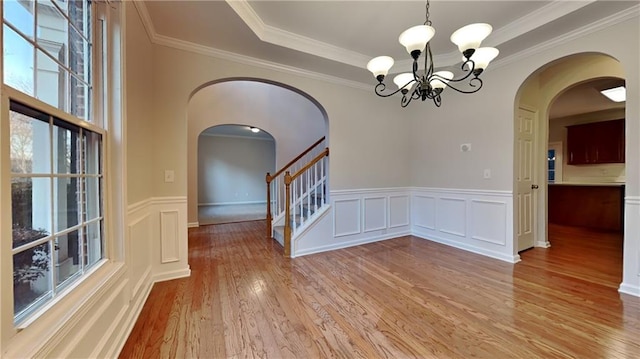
<box><xmin>3</xmin><ymin>0</ymin><xmax>34</xmax><ymax>38</ymax></box>
<box><xmin>85</xmin><ymin>221</ymin><xmax>103</xmax><ymax>268</ymax></box>
<box><xmin>10</xmin><ymin>109</ymin><xmax>50</xmax><ymax>175</ymax></box>
<box><xmin>84</xmin><ymin>176</ymin><xmax>101</xmax><ymax>220</ymax></box>
<box><xmin>36</xmin><ymin>0</ymin><xmax>68</xmax><ymax>64</ymax></box>
<box><xmin>12</xmin><ymin>177</ymin><xmax>52</xmax><ymax>247</ymax></box>
<box><xmin>55</xmin><ymin>230</ymin><xmax>81</xmax><ymax>287</ymax></box>
<box><xmin>14</xmin><ymin>242</ymin><xmax>53</xmax><ymax>316</ymax></box>
<box><xmin>68</xmin><ymin>24</ymin><xmax>89</xmax><ymax>81</ymax></box>
<box><xmin>68</xmin><ymin>0</ymin><xmax>89</xmax><ymax>36</ymax></box>
<box><xmin>53</xmin><ymin>176</ymin><xmax>80</xmax><ymax>232</ymax></box>
<box><xmin>83</xmin><ymin>131</ymin><xmax>102</xmax><ymax>174</ymax></box>
<box><xmin>3</xmin><ymin>24</ymin><xmax>35</xmax><ymax>94</ymax></box>
<box><xmin>53</xmin><ymin>119</ymin><xmax>81</xmax><ymax>174</ymax></box>
<box><xmin>52</xmin><ymin>0</ymin><xmax>68</xmax><ymax>14</ymax></box>
<box><xmin>36</xmin><ymin>48</ymin><xmax>68</xmax><ymax>112</ymax></box>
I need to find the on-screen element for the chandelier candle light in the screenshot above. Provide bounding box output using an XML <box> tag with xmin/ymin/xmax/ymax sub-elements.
<box><xmin>367</xmin><ymin>0</ymin><xmax>499</xmax><ymax>107</ymax></box>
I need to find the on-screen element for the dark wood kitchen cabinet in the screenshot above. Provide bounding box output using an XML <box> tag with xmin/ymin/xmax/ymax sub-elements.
<box><xmin>548</xmin><ymin>184</ymin><xmax>624</xmax><ymax>231</ymax></box>
<box><xmin>567</xmin><ymin>119</ymin><xmax>624</xmax><ymax>165</ymax></box>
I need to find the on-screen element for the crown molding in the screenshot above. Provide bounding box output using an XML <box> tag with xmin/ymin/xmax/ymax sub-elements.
<box><xmin>489</xmin><ymin>4</ymin><xmax>640</xmax><ymax>72</ymax></box>
<box><xmin>131</xmin><ymin>0</ymin><xmax>156</xmax><ymax>43</ymax></box>
<box><xmin>129</xmin><ymin>0</ymin><xmax>638</xmax><ymax>94</ymax></box>
<box><xmin>485</xmin><ymin>0</ymin><xmax>597</xmax><ymax>47</ymax></box>
<box><xmin>131</xmin><ymin>0</ymin><xmax>369</xmax><ymax>90</ymax></box>
<box><xmin>225</xmin><ymin>0</ymin><xmax>370</xmax><ymax>69</ymax></box>
<box><xmin>381</xmin><ymin>0</ymin><xmax>597</xmax><ymax>73</ymax></box>
<box><xmin>152</xmin><ymin>33</ymin><xmax>371</xmax><ymax>91</ymax></box>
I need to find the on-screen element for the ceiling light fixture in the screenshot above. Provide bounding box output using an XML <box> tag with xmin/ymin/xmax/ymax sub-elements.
<box><xmin>366</xmin><ymin>0</ymin><xmax>499</xmax><ymax>108</ymax></box>
<box><xmin>600</xmin><ymin>86</ymin><xmax>626</xmax><ymax>102</ymax></box>
<box><xmin>249</xmin><ymin>127</ymin><xmax>260</xmax><ymax>133</ymax></box>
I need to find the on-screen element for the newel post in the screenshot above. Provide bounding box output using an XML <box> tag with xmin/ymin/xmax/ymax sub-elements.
<box><xmin>284</xmin><ymin>171</ymin><xmax>292</xmax><ymax>257</ymax></box>
<box><xmin>266</xmin><ymin>172</ymin><xmax>272</xmax><ymax>239</ymax></box>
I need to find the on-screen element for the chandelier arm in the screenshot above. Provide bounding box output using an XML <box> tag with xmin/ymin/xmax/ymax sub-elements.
<box><xmin>374</xmin><ymin>82</ymin><xmax>407</xmax><ymax>98</ymax></box>
<box><xmin>401</xmin><ymin>94</ymin><xmax>412</xmax><ymax>107</ymax></box>
<box><xmin>411</xmin><ymin>87</ymin><xmax>422</xmax><ymax>100</ymax></box>
<box><xmin>441</xmin><ymin>60</ymin><xmax>476</xmax><ymax>84</ymax></box>
<box><xmin>425</xmin><ymin>44</ymin><xmax>435</xmax><ymax>79</ymax></box>
<box><xmin>442</xmin><ymin>77</ymin><xmax>484</xmax><ymax>94</ymax></box>
<box><xmin>432</xmin><ymin>95</ymin><xmax>442</xmax><ymax>107</ymax></box>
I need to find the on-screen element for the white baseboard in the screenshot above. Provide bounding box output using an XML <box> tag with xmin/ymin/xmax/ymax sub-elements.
<box><xmin>619</xmin><ymin>283</ymin><xmax>640</xmax><ymax>297</ymax></box>
<box><xmin>198</xmin><ymin>200</ymin><xmax>267</xmax><ymax>206</ymax></box>
<box><xmin>294</xmin><ymin>230</ymin><xmax>411</xmax><ymax>258</ymax></box>
<box><xmin>413</xmin><ymin>231</ymin><xmax>521</xmax><ymax>263</ymax></box>
<box><xmin>153</xmin><ymin>267</ymin><xmax>192</xmax><ymax>283</ymax></box>
<box><xmin>536</xmin><ymin>240</ymin><xmax>551</xmax><ymax>248</ymax></box>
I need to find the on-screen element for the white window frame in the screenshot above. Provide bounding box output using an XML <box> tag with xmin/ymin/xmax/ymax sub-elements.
<box><xmin>548</xmin><ymin>141</ymin><xmax>563</xmax><ymax>183</ymax></box>
<box><xmin>0</xmin><ymin>0</ymin><xmax>125</xmax><ymax>350</ymax></box>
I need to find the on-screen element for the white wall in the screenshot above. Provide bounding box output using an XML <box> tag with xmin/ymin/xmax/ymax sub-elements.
<box><xmin>197</xmin><ymin>134</ymin><xmax>275</xmax><ymax>205</ymax></box>
<box><xmin>549</xmin><ymin>109</ymin><xmax>626</xmax><ymax>183</ymax></box>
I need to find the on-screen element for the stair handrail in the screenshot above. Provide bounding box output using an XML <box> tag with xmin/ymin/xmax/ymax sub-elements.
<box><xmin>267</xmin><ymin>136</ymin><xmax>325</xmax><ymax>182</ymax></box>
<box><xmin>283</xmin><ymin>148</ymin><xmax>329</xmax><ymax>257</ymax></box>
<box><xmin>266</xmin><ymin>136</ymin><xmax>325</xmax><ymax>238</ymax></box>
<box><xmin>290</xmin><ymin>148</ymin><xmax>329</xmax><ymax>180</ymax></box>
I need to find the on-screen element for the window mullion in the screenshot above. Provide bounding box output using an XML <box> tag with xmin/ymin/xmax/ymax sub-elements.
<box><xmin>48</xmin><ymin>113</ymin><xmax>57</xmax><ymax>298</ymax></box>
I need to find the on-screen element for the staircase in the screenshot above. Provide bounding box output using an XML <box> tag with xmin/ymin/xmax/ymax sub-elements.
<box><xmin>266</xmin><ymin>137</ymin><xmax>329</xmax><ymax>257</ymax></box>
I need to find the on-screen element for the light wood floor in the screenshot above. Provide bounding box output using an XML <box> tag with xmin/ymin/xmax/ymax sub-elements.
<box><xmin>119</xmin><ymin>222</ymin><xmax>640</xmax><ymax>358</ymax></box>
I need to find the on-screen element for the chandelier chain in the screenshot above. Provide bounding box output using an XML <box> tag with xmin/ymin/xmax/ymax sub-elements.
<box><xmin>424</xmin><ymin>1</ymin><xmax>431</xmax><ymax>26</ymax></box>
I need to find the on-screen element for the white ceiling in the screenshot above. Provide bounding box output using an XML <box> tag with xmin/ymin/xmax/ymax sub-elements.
<box><xmin>138</xmin><ymin>0</ymin><xmax>633</xmax><ymax>115</ymax></box>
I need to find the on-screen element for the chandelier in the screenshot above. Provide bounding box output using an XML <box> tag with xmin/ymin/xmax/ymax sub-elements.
<box><xmin>366</xmin><ymin>0</ymin><xmax>499</xmax><ymax>107</ymax></box>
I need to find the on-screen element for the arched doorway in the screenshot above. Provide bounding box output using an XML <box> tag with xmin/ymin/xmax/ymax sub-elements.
<box><xmin>186</xmin><ymin>79</ymin><xmax>329</xmax><ymax>227</ymax></box>
<box><xmin>514</xmin><ymin>53</ymin><xmax>626</xmax><ymax>285</ymax></box>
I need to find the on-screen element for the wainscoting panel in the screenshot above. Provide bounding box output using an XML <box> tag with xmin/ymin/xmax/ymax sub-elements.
<box><xmin>470</xmin><ymin>199</ymin><xmax>507</xmax><ymax>246</ymax></box>
<box><xmin>334</xmin><ymin>198</ymin><xmax>361</xmax><ymax>237</ymax></box>
<box><xmin>127</xmin><ymin>213</ymin><xmax>152</xmax><ymax>298</ymax></box>
<box><xmin>412</xmin><ymin>188</ymin><xmax>517</xmax><ymax>263</ymax></box>
<box><xmin>363</xmin><ymin>197</ymin><xmax>387</xmax><ymax>233</ymax></box>
<box><xmin>160</xmin><ymin>210</ymin><xmax>180</xmax><ymax>263</ymax></box>
<box><xmin>389</xmin><ymin>195</ymin><xmax>410</xmax><ymax>228</ymax></box>
<box><xmin>295</xmin><ymin>189</ymin><xmax>411</xmax><ymax>257</ymax></box>
<box><xmin>413</xmin><ymin>195</ymin><xmax>436</xmax><ymax>230</ymax></box>
<box><xmin>437</xmin><ymin>197</ymin><xmax>467</xmax><ymax>237</ymax></box>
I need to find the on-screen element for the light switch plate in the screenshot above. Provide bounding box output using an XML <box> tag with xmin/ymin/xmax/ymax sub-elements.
<box><xmin>164</xmin><ymin>170</ymin><xmax>175</xmax><ymax>183</ymax></box>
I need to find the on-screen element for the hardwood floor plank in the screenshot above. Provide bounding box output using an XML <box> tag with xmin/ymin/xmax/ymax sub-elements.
<box><xmin>119</xmin><ymin>222</ymin><xmax>640</xmax><ymax>358</ymax></box>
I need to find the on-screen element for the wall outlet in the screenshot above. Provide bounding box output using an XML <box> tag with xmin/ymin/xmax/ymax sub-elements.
<box><xmin>461</xmin><ymin>143</ymin><xmax>472</xmax><ymax>152</ymax></box>
<box><xmin>164</xmin><ymin>170</ymin><xmax>175</xmax><ymax>183</ymax></box>
<box><xmin>483</xmin><ymin>169</ymin><xmax>491</xmax><ymax>179</ymax></box>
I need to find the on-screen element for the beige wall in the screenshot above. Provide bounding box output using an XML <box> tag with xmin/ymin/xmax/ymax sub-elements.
<box><xmin>410</xmin><ymin>20</ymin><xmax>638</xmax><ymax>194</ymax></box>
<box><xmin>151</xmin><ymin>44</ymin><xmax>412</xmax><ymax>199</ymax></box>
<box><xmin>125</xmin><ymin>3</ymin><xmax>155</xmax><ymax>205</ymax></box>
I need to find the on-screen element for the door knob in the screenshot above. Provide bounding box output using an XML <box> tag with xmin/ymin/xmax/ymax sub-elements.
<box><xmin>531</xmin><ymin>184</ymin><xmax>539</xmax><ymax>189</ymax></box>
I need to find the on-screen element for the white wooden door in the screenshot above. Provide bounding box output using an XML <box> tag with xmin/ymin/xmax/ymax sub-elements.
<box><xmin>517</xmin><ymin>107</ymin><xmax>537</xmax><ymax>252</ymax></box>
